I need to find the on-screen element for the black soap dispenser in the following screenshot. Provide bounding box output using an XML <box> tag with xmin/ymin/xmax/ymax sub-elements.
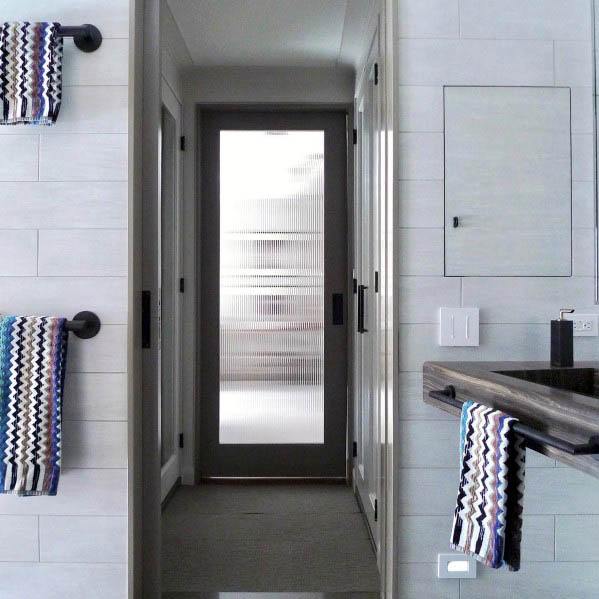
<box><xmin>551</xmin><ymin>308</ymin><xmax>574</xmax><ymax>368</ymax></box>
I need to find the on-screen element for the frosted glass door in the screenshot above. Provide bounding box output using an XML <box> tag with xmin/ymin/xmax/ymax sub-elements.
<box><xmin>199</xmin><ymin>110</ymin><xmax>347</xmax><ymax>478</ymax></box>
<box><xmin>219</xmin><ymin>131</ymin><xmax>325</xmax><ymax>444</ymax></box>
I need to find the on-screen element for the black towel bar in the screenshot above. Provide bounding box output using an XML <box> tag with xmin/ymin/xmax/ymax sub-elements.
<box><xmin>429</xmin><ymin>385</ymin><xmax>599</xmax><ymax>456</ymax></box>
<box><xmin>65</xmin><ymin>311</ymin><xmax>101</xmax><ymax>339</ymax></box>
<box><xmin>56</xmin><ymin>24</ymin><xmax>102</xmax><ymax>53</ymax></box>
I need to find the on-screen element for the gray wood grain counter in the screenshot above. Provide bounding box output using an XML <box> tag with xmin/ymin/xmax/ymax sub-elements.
<box><xmin>423</xmin><ymin>361</ymin><xmax>599</xmax><ymax>478</ymax></box>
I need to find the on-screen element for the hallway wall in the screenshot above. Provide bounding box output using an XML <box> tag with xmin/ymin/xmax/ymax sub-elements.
<box><xmin>394</xmin><ymin>1</ymin><xmax>599</xmax><ymax>597</ymax></box>
<box><xmin>0</xmin><ymin>1</ymin><xmax>130</xmax><ymax>597</ymax></box>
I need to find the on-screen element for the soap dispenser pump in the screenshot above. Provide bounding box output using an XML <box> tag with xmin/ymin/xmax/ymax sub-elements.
<box><xmin>551</xmin><ymin>308</ymin><xmax>574</xmax><ymax>368</ymax></box>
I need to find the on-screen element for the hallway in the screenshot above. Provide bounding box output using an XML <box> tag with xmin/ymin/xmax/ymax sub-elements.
<box><xmin>161</xmin><ymin>484</ymin><xmax>380</xmax><ymax>596</ymax></box>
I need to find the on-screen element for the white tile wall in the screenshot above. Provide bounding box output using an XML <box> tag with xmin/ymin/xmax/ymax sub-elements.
<box><xmin>0</xmin><ymin>136</ymin><xmax>39</xmax><ymax>181</ymax></box>
<box><xmin>394</xmin><ymin>2</ymin><xmax>599</xmax><ymax>596</ymax></box>
<box><xmin>396</xmin><ymin>39</ymin><xmax>554</xmax><ymax>86</ymax></box>
<box><xmin>397</xmin><ymin>180</ymin><xmax>444</xmax><ymax>227</ymax></box>
<box><xmin>458</xmin><ymin>0</ymin><xmax>591</xmax><ymax>41</ymax></box>
<box><xmin>0</xmin><ymin>231</ymin><xmax>38</xmax><ymax>276</ymax></box>
<box><xmin>0</xmin><ymin>516</ymin><xmax>39</xmax><ymax>562</ymax></box>
<box><xmin>0</xmin><ymin>182</ymin><xmax>127</xmax><ymax>229</ymax></box>
<box><xmin>39</xmin><ymin>135</ymin><xmax>128</xmax><ymax>181</ymax></box>
<box><xmin>0</xmin><ymin>277</ymin><xmax>127</xmax><ymax>324</ymax></box>
<box><xmin>64</xmin><ymin>373</ymin><xmax>127</xmax><ymax>421</ymax></box>
<box><xmin>396</xmin><ymin>0</ymin><xmax>459</xmax><ymax>39</ymax></box>
<box><xmin>40</xmin><ymin>516</ymin><xmax>127</xmax><ymax>563</ymax></box>
<box><xmin>38</xmin><ymin>230</ymin><xmax>127</xmax><ymax>276</ymax></box>
<box><xmin>0</xmin><ymin>1</ymin><xmax>129</xmax><ymax>595</ymax></box>
<box><xmin>0</xmin><ymin>563</ymin><xmax>126</xmax><ymax>599</ymax></box>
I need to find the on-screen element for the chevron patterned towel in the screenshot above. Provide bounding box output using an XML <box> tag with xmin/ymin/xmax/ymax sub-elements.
<box><xmin>0</xmin><ymin>22</ymin><xmax>63</xmax><ymax>125</ymax></box>
<box><xmin>0</xmin><ymin>316</ymin><xmax>68</xmax><ymax>496</ymax></box>
<box><xmin>450</xmin><ymin>400</ymin><xmax>526</xmax><ymax>571</ymax></box>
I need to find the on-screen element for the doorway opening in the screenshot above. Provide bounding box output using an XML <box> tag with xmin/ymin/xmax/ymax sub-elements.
<box><xmin>138</xmin><ymin>1</ymin><xmax>392</xmax><ymax>596</ymax></box>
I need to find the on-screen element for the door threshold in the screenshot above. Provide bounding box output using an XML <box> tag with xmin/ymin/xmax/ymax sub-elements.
<box><xmin>199</xmin><ymin>476</ymin><xmax>348</xmax><ymax>484</ymax></box>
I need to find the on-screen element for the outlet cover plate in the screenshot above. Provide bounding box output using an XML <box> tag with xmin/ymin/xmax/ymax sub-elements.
<box><xmin>438</xmin><ymin>553</ymin><xmax>477</xmax><ymax>579</ymax></box>
<box><xmin>440</xmin><ymin>307</ymin><xmax>480</xmax><ymax>346</ymax></box>
<box><xmin>564</xmin><ymin>313</ymin><xmax>599</xmax><ymax>337</ymax></box>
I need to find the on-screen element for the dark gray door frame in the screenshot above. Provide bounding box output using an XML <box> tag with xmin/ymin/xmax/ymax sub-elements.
<box><xmin>197</xmin><ymin>107</ymin><xmax>351</xmax><ymax>479</ymax></box>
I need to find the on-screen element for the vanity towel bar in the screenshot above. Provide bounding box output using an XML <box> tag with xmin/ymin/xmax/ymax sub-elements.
<box><xmin>429</xmin><ymin>385</ymin><xmax>599</xmax><ymax>456</ymax></box>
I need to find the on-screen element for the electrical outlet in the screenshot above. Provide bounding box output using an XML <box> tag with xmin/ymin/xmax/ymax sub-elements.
<box><xmin>437</xmin><ymin>553</ymin><xmax>477</xmax><ymax>579</ymax></box>
<box><xmin>564</xmin><ymin>313</ymin><xmax>599</xmax><ymax>337</ymax></box>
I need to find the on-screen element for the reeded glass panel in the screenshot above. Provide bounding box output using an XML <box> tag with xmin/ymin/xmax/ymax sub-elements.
<box><xmin>219</xmin><ymin>130</ymin><xmax>325</xmax><ymax>444</ymax></box>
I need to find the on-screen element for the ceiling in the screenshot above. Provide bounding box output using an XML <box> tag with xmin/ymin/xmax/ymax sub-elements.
<box><xmin>166</xmin><ymin>0</ymin><xmax>373</xmax><ymax>69</ymax></box>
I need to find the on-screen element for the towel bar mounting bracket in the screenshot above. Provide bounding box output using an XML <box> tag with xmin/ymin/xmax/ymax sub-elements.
<box><xmin>66</xmin><ymin>311</ymin><xmax>101</xmax><ymax>339</ymax></box>
<box><xmin>57</xmin><ymin>24</ymin><xmax>102</xmax><ymax>53</ymax></box>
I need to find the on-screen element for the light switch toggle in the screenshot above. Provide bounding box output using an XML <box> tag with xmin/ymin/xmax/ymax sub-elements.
<box><xmin>440</xmin><ymin>307</ymin><xmax>479</xmax><ymax>346</ymax></box>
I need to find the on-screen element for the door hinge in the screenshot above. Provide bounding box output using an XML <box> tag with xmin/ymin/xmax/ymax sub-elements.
<box><xmin>141</xmin><ymin>290</ymin><xmax>151</xmax><ymax>349</ymax></box>
<box><xmin>179</xmin><ymin>433</ymin><xmax>184</xmax><ymax>448</ymax></box>
<box><xmin>374</xmin><ymin>62</ymin><xmax>379</xmax><ymax>86</ymax></box>
<box><xmin>180</xmin><ymin>136</ymin><xmax>186</xmax><ymax>151</ymax></box>
<box><xmin>352</xmin><ymin>441</ymin><xmax>357</xmax><ymax>458</ymax></box>
<box><xmin>374</xmin><ymin>498</ymin><xmax>378</xmax><ymax>522</ymax></box>
<box><xmin>352</xmin><ymin>128</ymin><xmax>357</xmax><ymax>145</ymax></box>
<box><xmin>374</xmin><ymin>271</ymin><xmax>379</xmax><ymax>293</ymax></box>
<box><xmin>179</xmin><ymin>277</ymin><xmax>185</xmax><ymax>293</ymax></box>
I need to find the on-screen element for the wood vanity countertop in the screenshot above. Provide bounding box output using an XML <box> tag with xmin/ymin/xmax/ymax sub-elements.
<box><xmin>423</xmin><ymin>361</ymin><xmax>599</xmax><ymax>478</ymax></box>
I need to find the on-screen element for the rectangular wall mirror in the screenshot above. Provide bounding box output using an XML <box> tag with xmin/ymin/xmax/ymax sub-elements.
<box><xmin>444</xmin><ymin>86</ymin><xmax>572</xmax><ymax>277</ymax></box>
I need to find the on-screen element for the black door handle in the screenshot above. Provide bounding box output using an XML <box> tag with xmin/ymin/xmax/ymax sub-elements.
<box><xmin>332</xmin><ymin>293</ymin><xmax>344</xmax><ymax>325</ymax></box>
<box><xmin>358</xmin><ymin>285</ymin><xmax>368</xmax><ymax>333</ymax></box>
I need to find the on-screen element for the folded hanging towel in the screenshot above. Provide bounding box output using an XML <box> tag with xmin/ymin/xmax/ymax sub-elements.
<box><xmin>0</xmin><ymin>316</ymin><xmax>68</xmax><ymax>496</ymax></box>
<box><xmin>0</xmin><ymin>22</ymin><xmax>63</xmax><ymax>125</ymax></box>
<box><xmin>450</xmin><ymin>400</ymin><xmax>526</xmax><ymax>571</ymax></box>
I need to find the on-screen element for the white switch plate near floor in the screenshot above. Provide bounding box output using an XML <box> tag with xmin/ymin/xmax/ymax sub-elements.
<box><xmin>440</xmin><ymin>307</ymin><xmax>480</xmax><ymax>346</ymax></box>
<box><xmin>563</xmin><ymin>313</ymin><xmax>599</xmax><ymax>337</ymax></box>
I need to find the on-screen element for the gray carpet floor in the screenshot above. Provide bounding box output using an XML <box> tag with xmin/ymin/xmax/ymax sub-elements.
<box><xmin>161</xmin><ymin>484</ymin><xmax>380</xmax><ymax>595</ymax></box>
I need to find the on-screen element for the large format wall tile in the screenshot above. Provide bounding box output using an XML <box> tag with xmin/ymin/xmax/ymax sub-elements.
<box><xmin>459</xmin><ymin>0</ymin><xmax>591</xmax><ymax>41</ymax></box>
<box><xmin>460</xmin><ymin>563</ymin><xmax>599</xmax><ymax>599</ymax></box>
<box><xmin>0</xmin><ymin>182</ymin><xmax>127</xmax><ymax>229</ymax></box>
<box><xmin>0</xmin><ymin>136</ymin><xmax>38</xmax><ymax>181</ymax></box>
<box><xmin>0</xmin><ymin>231</ymin><xmax>38</xmax><ymax>276</ymax></box>
<box><xmin>39</xmin><ymin>135</ymin><xmax>128</xmax><ymax>181</ymax></box>
<box><xmin>67</xmin><ymin>325</ymin><xmax>127</xmax><ymax>373</ymax></box>
<box><xmin>62</xmin><ymin>421</ymin><xmax>128</xmax><ymax>469</ymax></box>
<box><xmin>38</xmin><ymin>230</ymin><xmax>127</xmax><ymax>277</ymax></box>
<box><xmin>0</xmin><ymin>469</ymin><xmax>127</xmax><ymax>516</ymax></box>
<box><xmin>396</xmin><ymin>0</ymin><xmax>459</xmax><ymax>39</ymax></box>
<box><xmin>0</xmin><ymin>516</ymin><xmax>39</xmax><ymax>562</ymax></box>
<box><xmin>62</xmin><ymin>40</ymin><xmax>129</xmax><ymax>87</ymax></box>
<box><xmin>396</xmin><ymin>39</ymin><xmax>554</xmax><ymax>86</ymax></box>
<box><xmin>0</xmin><ymin>277</ymin><xmax>126</xmax><ymax>324</ymax></box>
<box><xmin>40</xmin><ymin>516</ymin><xmax>127</xmax><ymax>563</ymax></box>
<box><xmin>64</xmin><ymin>373</ymin><xmax>127</xmax><ymax>421</ymax></box>
<box><xmin>0</xmin><ymin>563</ymin><xmax>126</xmax><ymax>599</ymax></box>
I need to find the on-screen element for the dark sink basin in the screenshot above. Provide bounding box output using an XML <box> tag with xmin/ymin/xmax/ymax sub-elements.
<box><xmin>496</xmin><ymin>367</ymin><xmax>597</xmax><ymax>398</ymax></box>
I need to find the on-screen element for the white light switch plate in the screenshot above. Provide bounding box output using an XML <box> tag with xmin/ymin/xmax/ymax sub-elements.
<box><xmin>438</xmin><ymin>553</ymin><xmax>477</xmax><ymax>579</ymax></box>
<box><xmin>440</xmin><ymin>307</ymin><xmax>479</xmax><ymax>346</ymax></box>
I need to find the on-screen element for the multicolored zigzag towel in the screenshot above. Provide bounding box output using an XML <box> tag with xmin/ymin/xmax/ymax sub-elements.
<box><xmin>0</xmin><ymin>316</ymin><xmax>68</xmax><ymax>496</ymax></box>
<box><xmin>451</xmin><ymin>400</ymin><xmax>526</xmax><ymax>571</ymax></box>
<box><xmin>0</xmin><ymin>22</ymin><xmax>63</xmax><ymax>125</ymax></box>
